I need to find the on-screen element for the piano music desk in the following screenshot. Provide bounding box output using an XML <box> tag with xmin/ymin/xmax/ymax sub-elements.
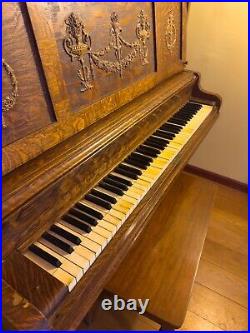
<box><xmin>105</xmin><ymin>172</ymin><xmax>216</xmax><ymax>330</ymax></box>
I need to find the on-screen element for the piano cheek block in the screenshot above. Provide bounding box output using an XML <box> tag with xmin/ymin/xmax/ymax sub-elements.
<box><xmin>2</xmin><ymin>252</ymin><xmax>68</xmax><ymax>317</ymax></box>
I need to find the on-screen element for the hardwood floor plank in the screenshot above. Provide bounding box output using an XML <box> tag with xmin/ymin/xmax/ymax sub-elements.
<box><xmin>206</xmin><ymin>213</ymin><xmax>248</xmax><ymax>256</ymax></box>
<box><xmin>213</xmin><ymin>185</ymin><xmax>248</xmax><ymax>221</ymax></box>
<box><xmin>79</xmin><ymin>306</ymin><xmax>160</xmax><ymax>331</ymax></box>
<box><xmin>202</xmin><ymin>232</ymin><xmax>248</xmax><ymax>281</ymax></box>
<box><xmin>178</xmin><ymin>310</ymin><xmax>222</xmax><ymax>331</ymax></box>
<box><xmin>188</xmin><ymin>283</ymin><xmax>248</xmax><ymax>331</ymax></box>
<box><xmin>196</xmin><ymin>259</ymin><xmax>248</xmax><ymax>308</ymax></box>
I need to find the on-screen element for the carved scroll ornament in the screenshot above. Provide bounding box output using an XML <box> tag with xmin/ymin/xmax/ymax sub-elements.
<box><xmin>165</xmin><ymin>10</ymin><xmax>177</xmax><ymax>54</ymax></box>
<box><xmin>63</xmin><ymin>10</ymin><xmax>151</xmax><ymax>92</ymax></box>
<box><xmin>2</xmin><ymin>59</ymin><xmax>18</xmax><ymax>128</ymax></box>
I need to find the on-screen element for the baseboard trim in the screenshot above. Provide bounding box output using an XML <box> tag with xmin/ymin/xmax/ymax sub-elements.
<box><xmin>184</xmin><ymin>164</ymin><xmax>248</xmax><ymax>193</ymax></box>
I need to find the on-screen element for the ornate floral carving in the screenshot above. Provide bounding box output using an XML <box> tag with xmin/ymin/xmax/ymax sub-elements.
<box><xmin>165</xmin><ymin>10</ymin><xmax>177</xmax><ymax>54</ymax></box>
<box><xmin>64</xmin><ymin>13</ymin><xmax>94</xmax><ymax>92</ymax></box>
<box><xmin>2</xmin><ymin>59</ymin><xmax>18</xmax><ymax>128</ymax></box>
<box><xmin>63</xmin><ymin>10</ymin><xmax>151</xmax><ymax>92</ymax></box>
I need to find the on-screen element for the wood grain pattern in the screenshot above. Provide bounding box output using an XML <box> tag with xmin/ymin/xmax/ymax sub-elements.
<box><xmin>3</xmin><ymin>2</ymin><xmax>187</xmax><ymax>175</ymax></box>
<box><xmin>2</xmin><ymin>96</ymin><xmax>219</xmax><ymax>330</ymax></box>
<box><xmin>2</xmin><ymin>251</ymin><xmax>67</xmax><ymax>317</ymax></box>
<box><xmin>2</xmin><ymin>3</ymin><xmax>222</xmax><ymax>330</ymax></box>
<box><xmin>188</xmin><ymin>283</ymin><xmax>248</xmax><ymax>331</ymax></box>
<box><xmin>3</xmin><ymin>74</ymin><xmax>194</xmax><ymax>259</ymax></box>
<box><xmin>2</xmin><ymin>280</ymin><xmax>50</xmax><ymax>330</ymax></box>
<box><xmin>178</xmin><ymin>310</ymin><xmax>222</xmax><ymax>331</ymax></box>
<box><xmin>47</xmin><ymin>105</ymin><xmax>219</xmax><ymax>330</ymax></box>
<box><xmin>195</xmin><ymin>259</ymin><xmax>248</xmax><ymax>308</ymax></box>
<box><xmin>2</xmin><ymin>2</ymin><xmax>55</xmax><ymax>147</ymax></box>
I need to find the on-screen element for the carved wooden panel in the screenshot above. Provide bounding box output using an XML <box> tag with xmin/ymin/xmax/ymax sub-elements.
<box><xmin>2</xmin><ymin>2</ymin><xmax>187</xmax><ymax>175</ymax></box>
<box><xmin>43</xmin><ymin>2</ymin><xmax>156</xmax><ymax>112</ymax></box>
<box><xmin>2</xmin><ymin>2</ymin><xmax>56</xmax><ymax>147</ymax></box>
<box><xmin>155</xmin><ymin>2</ymin><xmax>182</xmax><ymax>79</ymax></box>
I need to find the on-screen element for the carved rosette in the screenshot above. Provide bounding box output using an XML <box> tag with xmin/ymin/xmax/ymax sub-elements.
<box><xmin>63</xmin><ymin>10</ymin><xmax>151</xmax><ymax>92</ymax></box>
<box><xmin>165</xmin><ymin>10</ymin><xmax>177</xmax><ymax>55</ymax></box>
<box><xmin>2</xmin><ymin>59</ymin><xmax>18</xmax><ymax>128</ymax></box>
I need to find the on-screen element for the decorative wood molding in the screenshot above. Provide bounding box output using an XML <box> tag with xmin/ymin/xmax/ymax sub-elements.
<box><xmin>2</xmin><ymin>59</ymin><xmax>18</xmax><ymax>128</ymax></box>
<box><xmin>63</xmin><ymin>10</ymin><xmax>151</xmax><ymax>92</ymax></box>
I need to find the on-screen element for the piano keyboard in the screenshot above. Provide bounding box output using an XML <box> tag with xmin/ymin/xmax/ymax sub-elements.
<box><xmin>24</xmin><ymin>102</ymin><xmax>213</xmax><ymax>291</ymax></box>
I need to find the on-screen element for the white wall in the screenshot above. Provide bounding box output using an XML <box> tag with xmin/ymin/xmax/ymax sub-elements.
<box><xmin>187</xmin><ymin>2</ymin><xmax>248</xmax><ymax>184</ymax></box>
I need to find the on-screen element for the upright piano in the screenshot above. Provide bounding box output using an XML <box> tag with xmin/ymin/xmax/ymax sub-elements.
<box><xmin>2</xmin><ymin>2</ymin><xmax>221</xmax><ymax>330</ymax></box>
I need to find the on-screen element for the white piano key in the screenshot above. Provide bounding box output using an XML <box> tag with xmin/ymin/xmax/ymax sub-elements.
<box><xmin>35</xmin><ymin>241</ymin><xmax>84</xmax><ymax>281</ymax></box>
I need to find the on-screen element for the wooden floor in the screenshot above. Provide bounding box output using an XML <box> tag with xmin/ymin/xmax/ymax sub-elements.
<box><xmin>79</xmin><ymin>172</ymin><xmax>248</xmax><ymax>331</ymax></box>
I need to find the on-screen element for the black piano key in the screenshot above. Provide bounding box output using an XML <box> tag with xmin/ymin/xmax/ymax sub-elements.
<box><xmin>148</xmin><ymin>136</ymin><xmax>169</xmax><ymax>147</ymax></box>
<box><xmin>177</xmin><ymin>110</ymin><xmax>194</xmax><ymax>116</ymax></box>
<box><xmin>29</xmin><ymin>244</ymin><xmax>62</xmax><ymax>268</ymax></box>
<box><xmin>125</xmin><ymin>157</ymin><xmax>147</xmax><ymax>170</ymax></box>
<box><xmin>160</xmin><ymin>124</ymin><xmax>181</xmax><ymax>133</ymax></box>
<box><xmin>130</xmin><ymin>152</ymin><xmax>152</xmax><ymax>164</ymax></box>
<box><xmin>175</xmin><ymin>114</ymin><xmax>192</xmax><ymax>121</ymax></box>
<box><xmin>69</xmin><ymin>207</ymin><xmax>98</xmax><ymax>226</ymax></box>
<box><xmin>189</xmin><ymin>102</ymin><xmax>202</xmax><ymax>109</ymax></box>
<box><xmin>50</xmin><ymin>225</ymin><xmax>81</xmax><ymax>245</ymax></box>
<box><xmin>119</xmin><ymin>163</ymin><xmax>142</xmax><ymax>176</ymax></box>
<box><xmin>42</xmin><ymin>232</ymin><xmax>74</xmax><ymax>254</ymax></box>
<box><xmin>154</xmin><ymin>130</ymin><xmax>175</xmax><ymax>140</ymax></box>
<box><xmin>62</xmin><ymin>214</ymin><xmax>92</xmax><ymax>233</ymax></box>
<box><xmin>167</xmin><ymin>120</ymin><xmax>183</xmax><ymax>128</ymax></box>
<box><xmin>91</xmin><ymin>189</ymin><xmax>117</xmax><ymax>204</ymax></box>
<box><xmin>168</xmin><ymin>117</ymin><xmax>187</xmax><ymax>126</ymax></box>
<box><xmin>144</xmin><ymin>139</ymin><xmax>165</xmax><ymax>150</ymax></box>
<box><xmin>137</xmin><ymin>145</ymin><xmax>160</xmax><ymax>158</ymax></box>
<box><xmin>104</xmin><ymin>177</ymin><xmax>128</xmax><ymax>191</ymax></box>
<box><xmin>99</xmin><ymin>181</ymin><xmax>124</xmax><ymax>196</ymax></box>
<box><xmin>85</xmin><ymin>194</ymin><xmax>112</xmax><ymax>210</ymax></box>
<box><xmin>108</xmin><ymin>174</ymin><xmax>132</xmax><ymax>186</ymax></box>
<box><xmin>114</xmin><ymin>166</ymin><xmax>138</xmax><ymax>180</ymax></box>
<box><xmin>75</xmin><ymin>202</ymin><xmax>103</xmax><ymax>220</ymax></box>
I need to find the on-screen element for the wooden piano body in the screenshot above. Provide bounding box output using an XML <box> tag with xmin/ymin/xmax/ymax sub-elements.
<box><xmin>2</xmin><ymin>2</ymin><xmax>221</xmax><ymax>330</ymax></box>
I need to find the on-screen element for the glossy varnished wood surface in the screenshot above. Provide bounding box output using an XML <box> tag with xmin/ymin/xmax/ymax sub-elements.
<box><xmin>3</xmin><ymin>2</ymin><xmax>187</xmax><ymax>175</ymax></box>
<box><xmin>2</xmin><ymin>251</ymin><xmax>67</xmax><ymax>317</ymax></box>
<box><xmin>2</xmin><ymin>102</ymin><xmax>219</xmax><ymax>330</ymax></box>
<box><xmin>2</xmin><ymin>2</ymin><xmax>55</xmax><ymax>147</ymax></box>
<box><xmin>105</xmin><ymin>172</ymin><xmax>217</xmax><ymax>328</ymax></box>
<box><xmin>2</xmin><ymin>71</ymin><xmax>194</xmax><ymax>220</ymax></box>
<box><xmin>47</xmin><ymin>105</ymin><xmax>218</xmax><ymax>330</ymax></box>
<box><xmin>3</xmin><ymin>73</ymin><xmax>194</xmax><ymax>259</ymax></box>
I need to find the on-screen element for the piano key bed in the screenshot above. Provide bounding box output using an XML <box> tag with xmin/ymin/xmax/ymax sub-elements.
<box><xmin>24</xmin><ymin>102</ymin><xmax>213</xmax><ymax>292</ymax></box>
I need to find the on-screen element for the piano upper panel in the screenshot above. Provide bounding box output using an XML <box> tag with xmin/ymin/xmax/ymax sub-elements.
<box><xmin>3</xmin><ymin>2</ymin><xmax>187</xmax><ymax>175</ymax></box>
